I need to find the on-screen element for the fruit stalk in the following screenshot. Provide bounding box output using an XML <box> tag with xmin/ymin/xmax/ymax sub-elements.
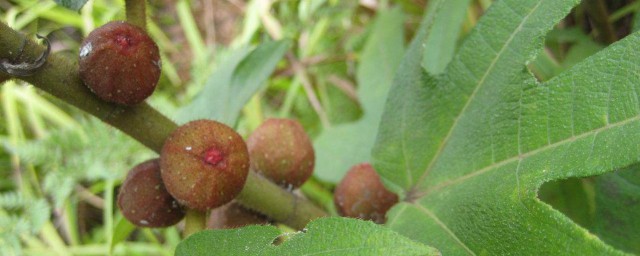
<box><xmin>184</xmin><ymin>210</ymin><xmax>207</xmax><ymax>237</ymax></box>
<box><xmin>0</xmin><ymin>21</ymin><xmax>327</xmax><ymax>231</ymax></box>
<box><xmin>125</xmin><ymin>0</ymin><xmax>147</xmax><ymax>30</ymax></box>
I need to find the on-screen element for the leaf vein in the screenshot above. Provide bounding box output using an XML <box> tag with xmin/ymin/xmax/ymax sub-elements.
<box><xmin>606</xmin><ymin>78</ymin><xmax>612</xmax><ymax>125</ymax></box>
<box><xmin>545</xmin><ymin>85</ymin><xmax>551</xmax><ymax>145</ymax></box>
<box><xmin>414</xmin><ymin>204</ymin><xmax>476</xmax><ymax>255</ymax></box>
<box><xmin>401</xmin><ymin>88</ymin><xmax>414</xmax><ymax>187</ymax></box>
<box><xmin>570</xmin><ymin>78</ymin><xmax>576</xmax><ymax>136</ymax></box>
<box><xmin>419</xmin><ymin>114</ymin><xmax>640</xmax><ymax>196</ymax></box>
<box><xmin>517</xmin><ymin>77</ymin><xmax>524</xmax><ymax>155</ymax></box>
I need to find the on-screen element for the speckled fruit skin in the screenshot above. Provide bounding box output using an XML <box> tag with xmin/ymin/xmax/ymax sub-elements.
<box><xmin>79</xmin><ymin>21</ymin><xmax>161</xmax><ymax>105</ymax></box>
<box><xmin>117</xmin><ymin>159</ymin><xmax>185</xmax><ymax>227</ymax></box>
<box><xmin>160</xmin><ymin>120</ymin><xmax>250</xmax><ymax>211</ymax></box>
<box><xmin>247</xmin><ymin>118</ymin><xmax>314</xmax><ymax>188</ymax></box>
<box><xmin>207</xmin><ymin>202</ymin><xmax>270</xmax><ymax>229</ymax></box>
<box><xmin>334</xmin><ymin>163</ymin><xmax>399</xmax><ymax>224</ymax></box>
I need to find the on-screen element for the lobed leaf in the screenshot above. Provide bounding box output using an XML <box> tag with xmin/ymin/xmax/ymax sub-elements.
<box><xmin>373</xmin><ymin>0</ymin><xmax>640</xmax><ymax>254</ymax></box>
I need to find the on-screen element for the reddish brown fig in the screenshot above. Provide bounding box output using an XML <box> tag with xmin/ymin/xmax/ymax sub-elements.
<box><xmin>247</xmin><ymin>118</ymin><xmax>314</xmax><ymax>188</ymax></box>
<box><xmin>117</xmin><ymin>159</ymin><xmax>185</xmax><ymax>227</ymax></box>
<box><xmin>79</xmin><ymin>21</ymin><xmax>161</xmax><ymax>105</ymax></box>
<box><xmin>160</xmin><ymin>120</ymin><xmax>250</xmax><ymax>211</ymax></box>
<box><xmin>207</xmin><ymin>202</ymin><xmax>270</xmax><ymax>229</ymax></box>
<box><xmin>334</xmin><ymin>163</ymin><xmax>398</xmax><ymax>224</ymax></box>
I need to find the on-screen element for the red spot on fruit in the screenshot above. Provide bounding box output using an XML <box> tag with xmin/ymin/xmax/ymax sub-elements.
<box><xmin>204</xmin><ymin>147</ymin><xmax>225</xmax><ymax>167</ymax></box>
<box><xmin>115</xmin><ymin>34</ymin><xmax>131</xmax><ymax>47</ymax></box>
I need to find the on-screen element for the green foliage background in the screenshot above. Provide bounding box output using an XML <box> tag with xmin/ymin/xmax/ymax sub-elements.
<box><xmin>1</xmin><ymin>0</ymin><xmax>640</xmax><ymax>255</ymax></box>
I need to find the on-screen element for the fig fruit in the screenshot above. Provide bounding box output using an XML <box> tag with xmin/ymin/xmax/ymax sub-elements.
<box><xmin>247</xmin><ymin>118</ymin><xmax>314</xmax><ymax>188</ymax></box>
<box><xmin>117</xmin><ymin>159</ymin><xmax>185</xmax><ymax>227</ymax></box>
<box><xmin>79</xmin><ymin>21</ymin><xmax>161</xmax><ymax>105</ymax></box>
<box><xmin>160</xmin><ymin>120</ymin><xmax>250</xmax><ymax>211</ymax></box>
<box><xmin>207</xmin><ymin>202</ymin><xmax>270</xmax><ymax>229</ymax></box>
<box><xmin>334</xmin><ymin>163</ymin><xmax>398</xmax><ymax>224</ymax></box>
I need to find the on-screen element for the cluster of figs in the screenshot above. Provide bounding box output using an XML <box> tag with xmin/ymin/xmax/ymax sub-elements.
<box><xmin>78</xmin><ymin>20</ymin><xmax>399</xmax><ymax>229</ymax></box>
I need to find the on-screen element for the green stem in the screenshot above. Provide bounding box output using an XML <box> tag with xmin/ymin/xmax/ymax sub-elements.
<box><xmin>584</xmin><ymin>0</ymin><xmax>617</xmax><ymax>44</ymax></box>
<box><xmin>64</xmin><ymin>201</ymin><xmax>80</xmax><ymax>245</ymax></box>
<box><xmin>105</xmin><ymin>179</ymin><xmax>115</xmax><ymax>254</ymax></box>
<box><xmin>40</xmin><ymin>222</ymin><xmax>71</xmax><ymax>255</ymax></box>
<box><xmin>183</xmin><ymin>210</ymin><xmax>207</xmax><ymax>237</ymax></box>
<box><xmin>0</xmin><ymin>22</ymin><xmax>327</xmax><ymax>232</ymax></box>
<box><xmin>609</xmin><ymin>1</ymin><xmax>640</xmax><ymax>22</ymax></box>
<box><xmin>125</xmin><ymin>0</ymin><xmax>147</xmax><ymax>30</ymax></box>
<box><xmin>237</xmin><ymin>173</ymin><xmax>326</xmax><ymax>229</ymax></box>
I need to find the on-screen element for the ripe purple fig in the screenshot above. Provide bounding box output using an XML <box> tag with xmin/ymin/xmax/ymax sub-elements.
<box><xmin>160</xmin><ymin>120</ymin><xmax>250</xmax><ymax>211</ymax></box>
<box><xmin>117</xmin><ymin>159</ymin><xmax>185</xmax><ymax>227</ymax></box>
<box><xmin>207</xmin><ymin>202</ymin><xmax>270</xmax><ymax>229</ymax></box>
<box><xmin>334</xmin><ymin>163</ymin><xmax>399</xmax><ymax>224</ymax></box>
<box><xmin>247</xmin><ymin>118</ymin><xmax>314</xmax><ymax>188</ymax></box>
<box><xmin>79</xmin><ymin>21</ymin><xmax>161</xmax><ymax>105</ymax></box>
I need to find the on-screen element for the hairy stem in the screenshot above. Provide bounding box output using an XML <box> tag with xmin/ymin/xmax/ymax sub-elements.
<box><xmin>125</xmin><ymin>0</ymin><xmax>147</xmax><ymax>30</ymax></box>
<box><xmin>0</xmin><ymin>22</ymin><xmax>327</xmax><ymax>231</ymax></box>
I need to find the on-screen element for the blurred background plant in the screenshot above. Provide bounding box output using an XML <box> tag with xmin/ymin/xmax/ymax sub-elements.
<box><xmin>1</xmin><ymin>0</ymin><xmax>640</xmax><ymax>255</ymax></box>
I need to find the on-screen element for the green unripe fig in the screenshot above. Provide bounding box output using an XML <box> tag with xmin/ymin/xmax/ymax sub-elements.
<box><xmin>247</xmin><ymin>118</ymin><xmax>314</xmax><ymax>188</ymax></box>
<box><xmin>117</xmin><ymin>159</ymin><xmax>185</xmax><ymax>227</ymax></box>
<box><xmin>79</xmin><ymin>21</ymin><xmax>161</xmax><ymax>105</ymax></box>
<box><xmin>334</xmin><ymin>163</ymin><xmax>399</xmax><ymax>224</ymax></box>
<box><xmin>207</xmin><ymin>202</ymin><xmax>270</xmax><ymax>229</ymax></box>
<box><xmin>160</xmin><ymin>120</ymin><xmax>250</xmax><ymax>211</ymax></box>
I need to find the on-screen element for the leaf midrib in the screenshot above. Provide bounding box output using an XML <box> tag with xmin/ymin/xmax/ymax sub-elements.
<box><xmin>415</xmin><ymin>204</ymin><xmax>476</xmax><ymax>255</ymax></box>
<box><xmin>418</xmin><ymin>114</ymin><xmax>640</xmax><ymax>198</ymax></box>
<box><xmin>408</xmin><ymin>1</ymin><xmax>544</xmax><ymax>194</ymax></box>
<box><xmin>386</xmin><ymin>203</ymin><xmax>475</xmax><ymax>255</ymax></box>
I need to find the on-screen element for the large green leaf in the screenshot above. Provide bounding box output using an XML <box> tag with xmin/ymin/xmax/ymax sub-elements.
<box><xmin>175</xmin><ymin>217</ymin><xmax>438</xmax><ymax>256</ymax></box>
<box><xmin>373</xmin><ymin>0</ymin><xmax>640</xmax><ymax>254</ymax></box>
<box><xmin>177</xmin><ymin>41</ymin><xmax>289</xmax><ymax>126</ymax></box>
